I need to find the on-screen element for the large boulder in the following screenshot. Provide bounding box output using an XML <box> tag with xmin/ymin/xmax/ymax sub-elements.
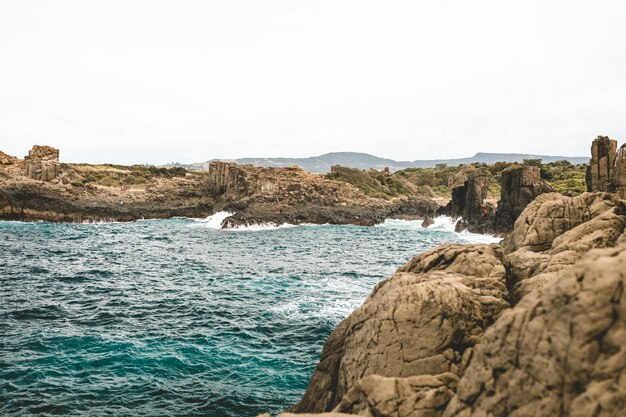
<box><xmin>290</xmin><ymin>244</ymin><xmax>509</xmax><ymax>413</ymax></box>
<box><xmin>503</xmin><ymin>192</ymin><xmax>626</xmax><ymax>300</ymax></box>
<box><xmin>444</xmin><ymin>244</ymin><xmax>626</xmax><ymax>417</ymax></box>
<box><xmin>332</xmin><ymin>373</ymin><xmax>458</xmax><ymax>417</ymax></box>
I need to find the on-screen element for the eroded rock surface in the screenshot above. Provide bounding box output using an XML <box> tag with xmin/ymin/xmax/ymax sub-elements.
<box><xmin>494</xmin><ymin>165</ymin><xmax>552</xmax><ymax>232</ymax></box>
<box><xmin>290</xmin><ymin>244</ymin><xmax>510</xmax><ymax>413</ymax></box>
<box><xmin>444</xmin><ymin>245</ymin><xmax>626</xmax><ymax>417</ymax></box>
<box><xmin>23</xmin><ymin>145</ymin><xmax>61</xmax><ymax>181</ymax></box>
<box><xmin>209</xmin><ymin>161</ymin><xmax>438</xmax><ymax>227</ymax></box>
<box><xmin>503</xmin><ymin>192</ymin><xmax>626</xmax><ymax>300</ymax></box>
<box><xmin>333</xmin><ymin>373</ymin><xmax>458</xmax><ymax>417</ymax></box>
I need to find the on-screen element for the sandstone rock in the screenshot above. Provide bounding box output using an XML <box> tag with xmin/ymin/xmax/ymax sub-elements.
<box><xmin>494</xmin><ymin>165</ymin><xmax>553</xmax><ymax>232</ymax></box>
<box><xmin>209</xmin><ymin>162</ymin><xmax>438</xmax><ymax>228</ymax></box>
<box><xmin>0</xmin><ymin>150</ymin><xmax>18</xmax><ymax>165</ymax></box>
<box><xmin>443</xmin><ymin>244</ymin><xmax>626</xmax><ymax>417</ymax></box>
<box><xmin>586</xmin><ymin>135</ymin><xmax>618</xmax><ymax>193</ymax></box>
<box><xmin>23</xmin><ymin>145</ymin><xmax>61</xmax><ymax>181</ymax></box>
<box><xmin>290</xmin><ymin>244</ymin><xmax>509</xmax><ymax>414</ymax></box>
<box><xmin>502</xmin><ymin>192</ymin><xmax>626</xmax><ymax>301</ymax></box>
<box><xmin>332</xmin><ymin>373</ymin><xmax>458</xmax><ymax>417</ymax></box>
<box><xmin>615</xmin><ymin>144</ymin><xmax>626</xmax><ymax>199</ymax></box>
<box><xmin>443</xmin><ymin>174</ymin><xmax>494</xmax><ymax>233</ymax></box>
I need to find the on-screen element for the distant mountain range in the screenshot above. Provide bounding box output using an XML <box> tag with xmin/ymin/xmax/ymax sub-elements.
<box><xmin>166</xmin><ymin>152</ymin><xmax>589</xmax><ymax>173</ymax></box>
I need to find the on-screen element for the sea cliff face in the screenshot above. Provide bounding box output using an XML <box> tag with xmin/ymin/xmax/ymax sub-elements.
<box><xmin>268</xmin><ymin>191</ymin><xmax>626</xmax><ymax>417</ymax></box>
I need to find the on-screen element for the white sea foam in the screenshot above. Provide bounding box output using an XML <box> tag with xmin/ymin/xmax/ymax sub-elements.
<box><xmin>378</xmin><ymin>216</ymin><xmax>501</xmax><ymax>243</ymax></box>
<box><xmin>195</xmin><ymin>211</ymin><xmax>234</xmax><ymax>229</ymax></box>
<box><xmin>228</xmin><ymin>222</ymin><xmax>297</xmax><ymax>231</ymax></box>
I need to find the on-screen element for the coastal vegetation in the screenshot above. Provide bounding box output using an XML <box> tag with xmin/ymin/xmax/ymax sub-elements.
<box><xmin>326</xmin><ymin>160</ymin><xmax>588</xmax><ymax>200</ymax></box>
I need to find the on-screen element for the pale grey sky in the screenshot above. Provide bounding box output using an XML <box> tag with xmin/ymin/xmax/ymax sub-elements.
<box><xmin>1</xmin><ymin>0</ymin><xmax>625</xmax><ymax>164</ymax></box>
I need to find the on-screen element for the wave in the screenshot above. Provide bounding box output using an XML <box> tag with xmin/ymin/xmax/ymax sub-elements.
<box><xmin>194</xmin><ymin>211</ymin><xmax>235</xmax><ymax>229</ymax></box>
<box><xmin>377</xmin><ymin>216</ymin><xmax>501</xmax><ymax>244</ymax></box>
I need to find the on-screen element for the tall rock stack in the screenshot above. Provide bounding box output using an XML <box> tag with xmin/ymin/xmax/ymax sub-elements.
<box><xmin>494</xmin><ymin>166</ymin><xmax>552</xmax><ymax>232</ymax></box>
<box><xmin>443</xmin><ymin>174</ymin><xmax>492</xmax><ymax>233</ymax></box>
<box><xmin>615</xmin><ymin>144</ymin><xmax>626</xmax><ymax>199</ymax></box>
<box><xmin>23</xmin><ymin>145</ymin><xmax>61</xmax><ymax>181</ymax></box>
<box><xmin>585</xmin><ymin>135</ymin><xmax>618</xmax><ymax>193</ymax></box>
<box><xmin>462</xmin><ymin>174</ymin><xmax>489</xmax><ymax>223</ymax></box>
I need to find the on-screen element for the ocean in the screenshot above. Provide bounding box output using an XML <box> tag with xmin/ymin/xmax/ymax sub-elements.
<box><xmin>0</xmin><ymin>215</ymin><xmax>497</xmax><ymax>416</ymax></box>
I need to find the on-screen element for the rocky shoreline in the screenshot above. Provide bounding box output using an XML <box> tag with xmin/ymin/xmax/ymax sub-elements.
<box><xmin>0</xmin><ymin>147</ymin><xmax>438</xmax><ymax>227</ymax></box>
<box><xmin>258</xmin><ymin>135</ymin><xmax>626</xmax><ymax>417</ymax></box>
<box><xmin>263</xmin><ymin>191</ymin><xmax>626</xmax><ymax>417</ymax></box>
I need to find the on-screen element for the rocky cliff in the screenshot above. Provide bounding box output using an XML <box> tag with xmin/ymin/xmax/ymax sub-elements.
<box><xmin>442</xmin><ymin>174</ymin><xmax>493</xmax><ymax>233</ymax></box>
<box><xmin>0</xmin><ymin>146</ymin><xmax>214</xmax><ymax>222</ymax></box>
<box><xmin>586</xmin><ymin>135</ymin><xmax>626</xmax><ymax>199</ymax></box>
<box><xmin>207</xmin><ymin>161</ymin><xmax>438</xmax><ymax>228</ymax></box>
<box><xmin>0</xmin><ymin>147</ymin><xmax>438</xmax><ymax>225</ymax></box>
<box><xmin>270</xmin><ymin>191</ymin><xmax>626</xmax><ymax>417</ymax></box>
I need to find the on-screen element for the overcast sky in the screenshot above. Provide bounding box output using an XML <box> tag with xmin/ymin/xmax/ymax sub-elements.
<box><xmin>1</xmin><ymin>1</ymin><xmax>625</xmax><ymax>165</ymax></box>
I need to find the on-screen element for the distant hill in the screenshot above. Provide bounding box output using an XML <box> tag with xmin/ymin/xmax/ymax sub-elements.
<box><xmin>165</xmin><ymin>151</ymin><xmax>589</xmax><ymax>173</ymax></box>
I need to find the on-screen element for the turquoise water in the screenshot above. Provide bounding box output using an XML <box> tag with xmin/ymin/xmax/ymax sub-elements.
<box><xmin>0</xmin><ymin>216</ymin><xmax>496</xmax><ymax>416</ymax></box>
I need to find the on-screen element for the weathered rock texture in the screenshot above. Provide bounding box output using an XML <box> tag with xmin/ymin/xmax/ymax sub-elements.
<box><xmin>208</xmin><ymin>161</ymin><xmax>438</xmax><ymax>228</ymax></box>
<box><xmin>586</xmin><ymin>135</ymin><xmax>618</xmax><ymax>193</ymax></box>
<box><xmin>443</xmin><ymin>174</ymin><xmax>494</xmax><ymax>233</ymax></box>
<box><xmin>615</xmin><ymin>144</ymin><xmax>626</xmax><ymax>199</ymax></box>
<box><xmin>494</xmin><ymin>165</ymin><xmax>552</xmax><ymax>232</ymax></box>
<box><xmin>503</xmin><ymin>192</ymin><xmax>626</xmax><ymax>301</ymax></box>
<box><xmin>281</xmin><ymin>190</ymin><xmax>626</xmax><ymax>417</ymax></box>
<box><xmin>585</xmin><ymin>135</ymin><xmax>626</xmax><ymax>200</ymax></box>
<box><xmin>289</xmin><ymin>244</ymin><xmax>510</xmax><ymax>413</ymax></box>
<box><xmin>22</xmin><ymin>145</ymin><xmax>61</xmax><ymax>181</ymax></box>
<box><xmin>333</xmin><ymin>373</ymin><xmax>458</xmax><ymax>417</ymax></box>
<box><xmin>444</xmin><ymin>245</ymin><xmax>626</xmax><ymax>417</ymax></box>
<box><xmin>0</xmin><ymin>150</ymin><xmax>18</xmax><ymax>165</ymax></box>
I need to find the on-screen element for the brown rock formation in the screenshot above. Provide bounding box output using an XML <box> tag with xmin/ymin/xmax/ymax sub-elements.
<box><xmin>281</xmin><ymin>191</ymin><xmax>626</xmax><ymax>417</ymax></box>
<box><xmin>586</xmin><ymin>135</ymin><xmax>618</xmax><ymax>193</ymax></box>
<box><xmin>443</xmin><ymin>174</ymin><xmax>493</xmax><ymax>233</ymax></box>
<box><xmin>493</xmin><ymin>165</ymin><xmax>552</xmax><ymax>232</ymax></box>
<box><xmin>23</xmin><ymin>145</ymin><xmax>61</xmax><ymax>181</ymax></box>
<box><xmin>333</xmin><ymin>373</ymin><xmax>458</xmax><ymax>417</ymax></box>
<box><xmin>585</xmin><ymin>135</ymin><xmax>626</xmax><ymax>200</ymax></box>
<box><xmin>208</xmin><ymin>161</ymin><xmax>438</xmax><ymax>228</ymax></box>
<box><xmin>289</xmin><ymin>244</ymin><xmax>510</xmax><ymax>413</ymax></box>
<box><xmin>0</xmin><ymin>150</ymin><xmax>18</xmax><ymax>165</ymax></box>
<box><xmin>503</xmin><ymin>192</ymin><xmax>626</xmax><ymax>301</ymax></box>
<box><xmin>444</xmin><ymin>245</ymin><xmax>626</xmax><ymax>417</ymax></box>
<box><xmin>615</xmin><ymin>144</ymin><xmax>626</xmax><ymax>199</ymax></box>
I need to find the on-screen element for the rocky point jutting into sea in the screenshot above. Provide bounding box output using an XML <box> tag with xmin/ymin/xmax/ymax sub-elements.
<box><xmin>0</xmin><ymin>146</ymin><xmax>437</xmax><ymax>226</ymax></box>
<box><xmin>258</xmin><ymin>136</ymin><xmax>626</xmax><ymax>417</ymax></box>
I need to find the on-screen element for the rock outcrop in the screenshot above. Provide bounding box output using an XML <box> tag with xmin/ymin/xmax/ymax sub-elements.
<box><xmin>22</xmin><ymin>145</ymin><xmax>61</xmax><ymax>181</ymax></box>
<box><xmin>208</xmin><ymin>161</ymin><xmax>438</xmax><ymax>228</ymax></box>
<box><xmin>0</xmin><ymin>150</ymin><xmax>18</xmax><ymax>165</ymax></box>
<box><xmin>615</xmin><ymin>144</ymin><xmax>626</xmax><ymax>199</ymax></box>
<box><xmin>281</xmin><ymin>190</ymin><xmax>626</xmax><ymax>417</ymax></box>
<box><xmin>586</xmin><ymin>135</ymin><xmax>618</xmax><ymax>193</ymax></box>
<box><xmin>586</xmin><ymin>135</ymin><xmax>626</xmax><ymax>200</ymax></box>
<box><xmin>503</xmin><ymin>192</ymin><xmax>626</xmax><ymax>301</ymax></box>
<box><xmin>289</xmin><ymin>244</ymin><xmax>510</xmax><ymax>413</ymax></box>
<box><xmin>443</xmin><ymin>174</ymin><xmax>493</xmax><ymax>233</ymax></box>
<box><xmin>444</xmin><ymin>245</ymin><xmax>626</xmax><ymax>417</ymax></box>
<box><xmin>493</xmin><ymin>165</ymin><xmax>552</xmax><ymax>232</ymax></box>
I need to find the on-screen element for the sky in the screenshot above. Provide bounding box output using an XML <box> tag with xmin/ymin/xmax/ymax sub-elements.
<box><xmin>0</xmin><ymin>0</ymin><xmax>625</xmax><ymax>165</ymax></box>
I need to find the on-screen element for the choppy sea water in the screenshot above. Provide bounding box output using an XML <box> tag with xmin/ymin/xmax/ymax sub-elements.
<box><xmin>0</xmin><ymin>215</ymin><xmax>498</xmax><ymax>416</ymax></box>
